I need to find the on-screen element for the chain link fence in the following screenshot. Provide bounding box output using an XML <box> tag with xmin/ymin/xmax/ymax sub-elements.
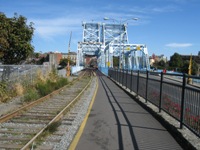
<box><xmin>0</xmin><ymin>65</ymin><xmax>51</xmax><ymax>87</ymax></box>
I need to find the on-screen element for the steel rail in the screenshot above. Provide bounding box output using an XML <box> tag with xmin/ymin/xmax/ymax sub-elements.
<box><xmin>21</xmin><ymin>71</ymin><xmax>94</xmax><ymax>150</ymax></box>
<box><xmin>0</xmin><ymin>70</ymin><xmax>86</xmax><ymax>123</ymax></box>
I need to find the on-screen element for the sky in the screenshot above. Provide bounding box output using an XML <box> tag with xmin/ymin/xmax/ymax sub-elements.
<box><xmin>1</xmin><ymin>0</ymin><xmax>200</xmax><ymax>59</ymax></box>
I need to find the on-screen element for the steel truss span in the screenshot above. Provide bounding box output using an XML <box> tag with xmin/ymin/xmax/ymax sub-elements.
<box><xmin>76</xmin><ymin>22</ymin><xmax>150</xmax><ymax>70</ymax></box>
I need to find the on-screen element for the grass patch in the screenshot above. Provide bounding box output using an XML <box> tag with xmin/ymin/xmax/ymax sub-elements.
<box><xmin>55</xmin><ymin>77</ymin><xmax>68</xmax><ymax>88</ymax></box>
<box><xmin>23</xmin><ymin>88</ymin><xmax>40</xmax><ymax>103</ymax></box>
<box><xmin>36</xmin><ymin>80</ymin><xmax>54</xmax><ymax>97</ymax></box>
<box><xmin>22</xmin><ymin>76</ymin><xmax>68</xmax><ymax>103</ymax></box>
<box><xmin>0</xmin><ymin>82</ymin><xmax>9</xmax><ymax>102</ymax></box>
<box><xmin>36</xmin><ymin>77</ymin><xmax>68</xmax><ymax>97</ymax></box>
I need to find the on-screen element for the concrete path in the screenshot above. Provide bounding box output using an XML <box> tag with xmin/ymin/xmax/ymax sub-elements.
<box><xmin>75</xmin><ymin>72</ymin><xmax>183</xmax><ymax>150</ymax></box>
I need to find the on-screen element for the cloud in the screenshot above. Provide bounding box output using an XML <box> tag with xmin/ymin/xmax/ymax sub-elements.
<box><xmin>31</xmin><ymin>17</ymin><xmax>82</xmax><ymax>39</ymax></box>
<box><xmin>128</xmin><ymin>5</ymin><xmax>180</xmax><ymax>14</ymax></box>
<box><xmin>27</xmin><ymin>2</ymin><xmax>181</xmax><ymax>43</ymax></box>
<box><xmin>165</xmin><ymin>43</ymin><xmax>193</xmax><ymax>48</ymax></box>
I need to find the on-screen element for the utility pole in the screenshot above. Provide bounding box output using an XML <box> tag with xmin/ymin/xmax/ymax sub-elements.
<box><xmin>66</xmin><ymin>31</ymin><xmax>72</xmax><ymax>77</ymax></box>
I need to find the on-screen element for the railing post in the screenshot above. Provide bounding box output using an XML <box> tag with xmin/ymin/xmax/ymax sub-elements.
<box><xmin>118</xmin><ymin>69</ymin><xmax>120</xmax><ymax>83</ymax></box>
<box><xmin>115</xmin><ymin>68</ymin><xmax>117</xmax><ymax>81</ymax></box>
<box><xmin>180</xmin><ymin>73</ymin><xmax>186</xmax><ymax>129</ymax></box>
<box><xmin>126</xmin><ymin>69</ymin><xmax>128</xmax><ymax>89</ymax></box>
<box><xmin>117</xmin><ymin>69</ymin><xmax>119</xmax><ymax>82</ymax></box>
<box><xmin>115</xmin><ymin>69</ymin><xmax>116</xmax><ymax>80</ymax></box>
<box><xmin>130</xmin><ymin>70</ymin><xmax>133</xmax><ymax>92</ymax></box>
<box><xmin>145</xmin><ymin>71</ymin><xmax>149</xmax><ymax>103</ymax></box>
<box><xmin>113</xmin><ymin>68</ymin><xmax>115</xmax><ymax>80</ymax></box>
<box><xmin>137</xmin><ymin>70</ymin><xmax>140</xmax><ymax>96</ymax></box>
<box><xmin>159</xmin><ymin>72</ymin><xmax>163</xmax><ymax>112</ymax></box>
<box><xmin>114</xmin><ymin>69</ymin><xmax>115</xmax><ymax>79</ymax></box>
<box><xmin>119</xmin><ymin>69</ymin><xmax>122</xmax><ymax>84</ymax></box>
<box><xmin>111</xmin><ymin>68</ymin><xmax>112</xmax><ymax>77</ymax></box>
<box><xmin>112</xmin><ymin>68</ymin><xmax>114</xmax><ymax>79</ymax></box>
<box><xmin>122</xmin><ymin>69</ymin><xmax>124</xmax><ymax>86</ymax></box>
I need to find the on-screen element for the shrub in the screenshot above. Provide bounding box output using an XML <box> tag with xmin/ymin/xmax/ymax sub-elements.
<box><xmin>0</xmin><ymin>82</ymin><xmax>9</xmax><ymax>102</ymax></box>
<box><xmin>13</xmin><ymin>83</ymin><xmax>24</xmax><ymax>96</ymax></box>
<box><xmin>55</xmin><ymin>77</ymin><xmax>68</xmax><ymax>89</ymax></box>
<box><xmin>2</xmin><ymin>68</ymin><xmax>69</xmax><ymax>103</ymax></box>
<box><xmin>36</xmin><ymin>81</ymin><xmax>52</xmax><ymax>97</ymax></box>
<box><xmin>36</xmin><ymin>77</ymin><xmax>68</xmax><ymax>97</ymax></box>
<box><xmin>48</xmin><ymin>68</ymin><xmax>58</xmax><ymax>82</ymax></box>
<box><xmin>36</xmin><ymin>69</ymin><xmax>47</xmax><ymax>83</ymax></box>
<box><xmin>23</xmin><ymin>88</ymin><xmax>40</xmax><ymax>103</ymax></box>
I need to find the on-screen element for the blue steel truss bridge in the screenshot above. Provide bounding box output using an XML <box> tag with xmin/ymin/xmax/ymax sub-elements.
<box><xmin>76</xmin><ymin>22</ymin><xmax>150</xmax><ymax>73</ymax></box>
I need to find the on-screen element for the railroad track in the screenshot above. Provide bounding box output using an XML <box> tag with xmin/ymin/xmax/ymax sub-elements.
<box><xmin>0</xmin><ymin>69</ymin><xmax>96</xmax><ymax>149</ymax></box>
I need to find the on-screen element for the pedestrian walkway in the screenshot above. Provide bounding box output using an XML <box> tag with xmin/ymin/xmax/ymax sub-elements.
<box><xmin>73</xmin><ymin>71</ymin><xmax>183</xmax><ymax>150</ymax></box>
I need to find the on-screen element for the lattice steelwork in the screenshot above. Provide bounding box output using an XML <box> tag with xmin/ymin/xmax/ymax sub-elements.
<box><xmin>76</xmin><ymin>22</ymin><xmax>150</xmax><ymax>70</ymax></box>
<box><xmin>76</xmin><ymin>22</ymin><xmax>102</xmax><ymax>66</ymax></box>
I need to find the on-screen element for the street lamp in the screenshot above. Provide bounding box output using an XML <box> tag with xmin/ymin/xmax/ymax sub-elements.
<box><xmin>103</xmin><ymin>17</ymin><xmax>138</xmax><ymax>69</ymax></box>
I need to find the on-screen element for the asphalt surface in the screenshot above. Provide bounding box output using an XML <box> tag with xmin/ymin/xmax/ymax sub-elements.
<box><xmin>75</xmin><ymin>71</ymin><xmax>183</xmax><ymax>150</ymax></box>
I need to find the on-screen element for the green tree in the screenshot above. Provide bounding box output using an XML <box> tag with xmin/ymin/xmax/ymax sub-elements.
<box><xmin>158</xmin><ymin>60</ymin><xmax>166</xmax><ymax>68</ymax></box>
<box><xmin>192</xmin><ymin>60</ymin><xmax>198</xmax><ymax>75</ymax></box>
<box><xmin>59</xmin><ymin>58</ymin><xmax>75</xmax><ymax>67</ymax></box>
<box><xmin>181</xmin><ymin>60</ymin><xmax>198</xmax><ymax>75</ymax></box>
<box><xmin>0</xmin><ymin>13</ymin><xmax>9</xmax><ymax>59</ymax></box>
<box><xmin>34</xmin><ymin>52</ymin><xmax>40</xmax><ymax>58</ymax></box>
<box><xmin>181</xmin><ymin>60</ymin><xmax>189</xmax><ymax>73</ymax></box>
<box><xmin>153</xmin><ymin>59</ymin><xmax>167</xmax><ymax>69</ymax></box>
<box><xmin>0</xmin><ymin>13</ymin><xmax>34</xmax><ymax>64</ymax></box>
<box><xmin>169</xmin><ymin>53</ymin><xmax>183</xmax><ymax>71</ymax></box>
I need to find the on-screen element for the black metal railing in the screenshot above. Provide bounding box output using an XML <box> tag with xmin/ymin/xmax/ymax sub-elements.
<box><xmin>108</xmin><ymin>68</ymin><xmax>200</xmax><ymax>137</ymax></box>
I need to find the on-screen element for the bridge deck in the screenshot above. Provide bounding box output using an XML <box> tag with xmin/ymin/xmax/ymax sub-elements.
<box><xmin>74</xmin><ymin>72</ymin><xmax>183</xmax><ymax>150</ymax></box>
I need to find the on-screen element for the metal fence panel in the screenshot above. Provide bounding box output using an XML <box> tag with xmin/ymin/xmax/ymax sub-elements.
<box><xmin>161</xmin><ymin>82</ymin><xmax>182</xmax><ymax>120</ymax></box>
<box><xmin>184</xmin><ymin>87</ymin><xmax>200</xmax><ymax>136</ymax></box>
<box><xmin>126</xmin><ymin>72</ymin><xmax>131</xmax><ymax>89</ymax></box>
<box><xmin>138</xmin><ymin>76</ymin><xmax>146</xmax><ymax>98</ymax></box>
<box><xmin>147</xmin><ymin>79</ymin><xmax>160</xmax><ymax>106</ymax></box>
<box><xmin>131</xmin><ymin>75</ymin><xmax>137</xmax><ymax>93</ymax></box>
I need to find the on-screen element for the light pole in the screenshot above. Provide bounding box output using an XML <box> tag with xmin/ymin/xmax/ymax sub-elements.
<box><xmin>103</xmin><ymin>17</ymin><xmax>138</xmax><ymax>69</ymax></box>
<box><xmin>66</xmin><ymin>31</ymin><xmax>72</xmax><ymax>77</ymax></box>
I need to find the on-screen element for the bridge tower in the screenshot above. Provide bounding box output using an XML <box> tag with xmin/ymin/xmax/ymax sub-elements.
<box><xmin>101</xmin><ymin>23</ymin><xmax>128</xmax><ymax>68</ymax></box>
<box><xmin>76</xmin><ymin>22</ymin><xmax>102</xmax><ymax>67</ymax></box>
<box><xmin>76</xmin><ymin>22</ymin><xmax>150</xmax><ymax>71</ymax></box>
